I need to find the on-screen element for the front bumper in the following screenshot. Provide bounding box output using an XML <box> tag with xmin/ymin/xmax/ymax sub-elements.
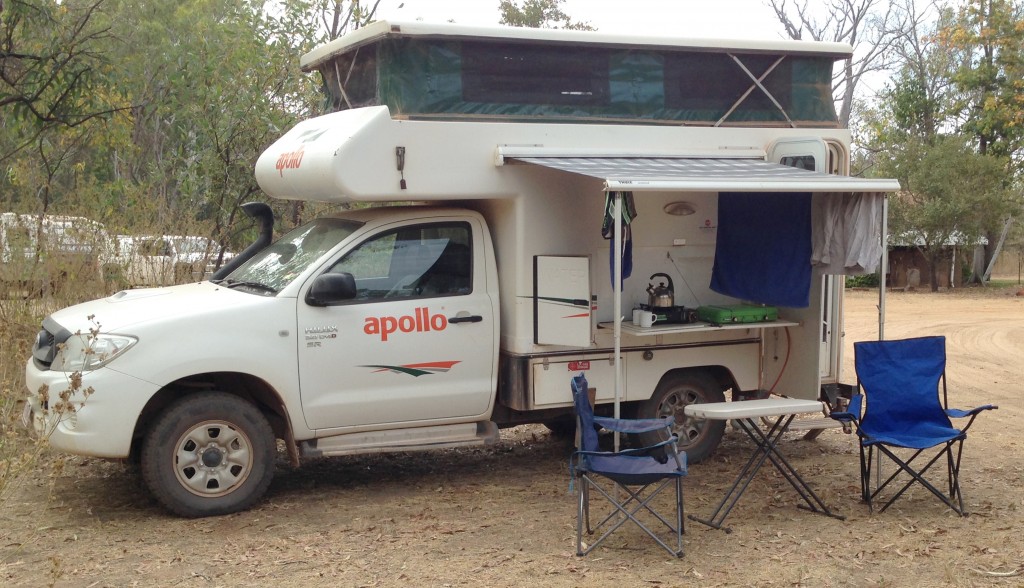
<box><xmin>24</xmin><ymin>359</ymin><xmax>161</xmax><ymax>458</ymax></box>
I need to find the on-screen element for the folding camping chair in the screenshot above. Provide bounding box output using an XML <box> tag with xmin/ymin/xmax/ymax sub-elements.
<box><xmin>830</xmin><ymin>336</ymin><xmax>997</xmax><ymax>515</ymax></box>
<box><xmin>569</xmin><ymin>373</ymin><xmax>687</xmax><ymax>557</ymax></box>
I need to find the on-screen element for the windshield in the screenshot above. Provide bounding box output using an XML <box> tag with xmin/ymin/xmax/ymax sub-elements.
<box><xmin>226</xmin><ymin>218</ymin><xmax>362</xmax><ymax>293</ymax></box>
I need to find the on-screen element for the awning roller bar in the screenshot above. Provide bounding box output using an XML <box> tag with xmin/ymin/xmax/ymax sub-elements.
<box><xmin>505</xmin><ymin>155</ymin><xmax>901</xmax><ymax>193</ymax></box>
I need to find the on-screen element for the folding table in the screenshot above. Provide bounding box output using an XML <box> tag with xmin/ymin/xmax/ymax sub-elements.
<box><xmin>684</xmin><ymin>397</ymin><xmax>845</xmax><ymax>532</ymax></box>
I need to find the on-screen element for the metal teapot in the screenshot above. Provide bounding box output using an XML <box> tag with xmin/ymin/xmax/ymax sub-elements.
<box><xmin>646</xmin><ymin>273</ymin><xmax>675</xmax><ymax>308</ymax></box>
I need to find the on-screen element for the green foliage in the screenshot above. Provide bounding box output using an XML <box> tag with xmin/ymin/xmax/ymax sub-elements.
<box><xmin>0</xmin><ymin>0</ymin><xmax>118</xmax><ymax>162</ymax></box>
<box><xmin>2</xmin><ymin>0</ymin><xmax>337</xmax><ymax>254</ymax></box>
<box><xmin>0</xmin><ymin>0</ymin><xmax>342</xmax><ymax>502</ymax></box>
<box><xmin>935</xmin><ymin>0</ymin><xmax>1024</xmax><ymax>162</ymax></box>
<box><xmin>860</xmin><ymin>3</ymin><xmax>1024</xmax><ymax>290</ymax></box>
<box><xmin>498</xmin><ymin>0</ymin><xmax>594</xmax><ymax>30</ymax></box>
<box><xmin>845</xmin><ymin>273</ymin><xmax>880</xmax><ymax>288</ymax></box>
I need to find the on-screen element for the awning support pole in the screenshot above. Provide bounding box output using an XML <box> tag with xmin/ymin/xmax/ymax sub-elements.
<box><xmin>612</xmin><ymin>191</ymin><xmax>623</xmax><ymax>452</ymax></box>
<box><xmin>879</xmin><ymin>194</ymin><xmax>888</xmax><ymax>341</ymax></box>
<box><xmin>876</xmin><ymin>194</ymin><xmax>888</xmax><ymax>488</ymax></box>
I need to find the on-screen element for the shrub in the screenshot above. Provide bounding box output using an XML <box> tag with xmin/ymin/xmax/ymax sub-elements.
<box><xmin>845</xmin><ymin>273</ymin><xmax>881</xmax><ymax>288</ymax></box>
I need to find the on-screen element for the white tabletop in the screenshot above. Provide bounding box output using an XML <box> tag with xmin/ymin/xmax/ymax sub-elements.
<box><xmin>683</xmin><ymin>397</ymin><xmax>825</xmax><ymax>420</ymax></box>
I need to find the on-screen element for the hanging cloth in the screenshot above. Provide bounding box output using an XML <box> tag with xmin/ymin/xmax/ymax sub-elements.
<box><xmin>710</xmin><ymin>192</ymin><xmax>812</xmax><ymax>308</ymax></box>
<box><xmin>602</xmin><ymin>191</ymin><xmax>637</xmax><ymax>286</ymax></box>
<box><xmin>811</xmin><ymin>192</ymin><xmax>884</xmax><ymax>275</ymax></box>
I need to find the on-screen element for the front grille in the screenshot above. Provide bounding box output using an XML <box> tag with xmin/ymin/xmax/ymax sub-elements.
<box><xmin>33</xmin><ymin>316</ymin><xmax>71</xmax><ymax>370</ymax></box>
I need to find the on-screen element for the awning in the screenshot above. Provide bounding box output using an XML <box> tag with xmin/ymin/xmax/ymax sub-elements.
<box><xmin>506</xmin><ymin>156</ymin><xmax>901</xmax><ymax>193</ymax></box>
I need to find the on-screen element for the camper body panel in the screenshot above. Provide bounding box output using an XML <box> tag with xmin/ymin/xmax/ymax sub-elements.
<box><xmin>463</xmin><ymin>174</ymin><xmax>774</xmax><ymax>411</ymax></box>
<box><xmin>254</xmin><ymin>106</ymin><xmax>854</xmax><ymax>203</ymax></box>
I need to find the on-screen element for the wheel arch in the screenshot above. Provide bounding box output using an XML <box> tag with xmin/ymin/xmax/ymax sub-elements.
<box><xmin>651</xmin><ymin>365</ymin><xmax>737</xmax><ymax>401</ymax></box>
<box><xmin>131</xmin><ymin>372</ymin><xmax>297</xmax><ymax>465</ymax></box>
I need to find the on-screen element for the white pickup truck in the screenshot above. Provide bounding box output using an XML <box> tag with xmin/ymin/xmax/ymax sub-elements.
<box><xmin>24</xmin><ymin>21</ymin><xmax>897</xmax><ymax>517</ymax></box>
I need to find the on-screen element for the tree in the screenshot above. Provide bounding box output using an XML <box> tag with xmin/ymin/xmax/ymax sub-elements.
<box><xmin>862</xmin><ymin>10</ymin><xmax>1013</xmax><ymax>291</ymax></box>
<box><xmin>498</xmin><ymin>0</ymin><xmax>593</xmax><ymax>30</ymax></box>
<box><xmin>0</xmin><ymin>0</ymin><xmax>121</xmax><ymax>164</ymax></box>
<box><xmin>73</xmin><ymin>0</ymin><xmax>329</xmax><ymax>248</ymax></box>
<box><xmin>883</xmin><ymin>136</ymin><xmax>1008</xmax><ymax>291</ymax></box>
<box><xmin>936</xmin><ymin>0</ymin><xmax>1024</xmax><ymax>160</ymax></box>
<box><xmin>933</xmin><ymin>1</ymin><xmax>1024</xmax><ymax>282</ymax></box>
<box><xmin>768</xmin><ymin>0</ymin><xmax>920</xmax><ymax>128</ymax></box>
<box><xmin>318</xmin><ymin>0</ymin><xmax>384</xmax><ymax>40</ymax></box>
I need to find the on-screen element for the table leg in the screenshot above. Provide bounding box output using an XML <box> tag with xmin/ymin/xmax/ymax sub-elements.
<box><xmin>738</xmin><ymin>418</ymin><xmax>845</xmax><ymax>521</ymax></box>
<box><xmin>688</xmin><ymin>416</ymin><xmax>789</xmax><ymax>532</ymax></box>
<box><xmin>689</xmin><ymin>415</ymin><xmax>843</xmax><ymax>532</ymax></box>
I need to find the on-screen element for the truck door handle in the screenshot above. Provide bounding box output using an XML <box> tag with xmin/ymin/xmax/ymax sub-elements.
<box><xmin>448</xmin><ymin>315</ymin><xmax>483</xmax><ymax>324</ymax></box>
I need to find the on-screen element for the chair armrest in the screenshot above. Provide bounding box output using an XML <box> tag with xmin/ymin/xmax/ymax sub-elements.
<box><xmin>829</xmin><ymin>393</ymin><xmax>862</xmax><ymax>423</ymax></box>
<box><xmin>577</xmin><ymin>436</ymin><xmax>679</xmax><ymax>463</ymax></box>
<box><xmin>574</xmin><ymin>434</ymin><xmax>678</xmax><ymax>459</ymax></box>
<box><xmin>592</xmin><ymin>415</ymin><xmax>674</xmax><ymax>435</ymax></box>
<box><xmin>946</xmin><ymin>404</ymin><xmax>998</xmax><ymax>419</ymax></box>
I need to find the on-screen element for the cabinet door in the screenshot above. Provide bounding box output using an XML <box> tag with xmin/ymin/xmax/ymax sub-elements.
<box><xmin>297</xmin><ymin>219</ymin><xmax>496</xmax><ymax>430</ymax></box>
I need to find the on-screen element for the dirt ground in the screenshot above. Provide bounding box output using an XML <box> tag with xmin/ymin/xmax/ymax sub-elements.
<box><xmin>1</xmin><ymin>289</ymin><xmax>1022</xmax><ymax>587</ymax></box>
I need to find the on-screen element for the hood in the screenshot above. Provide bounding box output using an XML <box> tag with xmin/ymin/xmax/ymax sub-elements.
<box><xmin>48</xmin><ymin>282</ymin><xmax>275</xmax><ymax>334</ymax></box>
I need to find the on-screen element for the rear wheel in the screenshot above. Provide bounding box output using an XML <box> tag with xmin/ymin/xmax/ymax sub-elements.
<box><xmin>141</xmin><ymin>392</ymin><xmax>275</xmax><ymax>517</ymax></box>
<box><xmin>636</xmin><ymin>371</ymin><xmax>725</xmax><ymax>463</ymax></box>
<box><xmin>543</xmin><ymin>415</ymin><xmax>576</xmax><ymax>438</ymax></box>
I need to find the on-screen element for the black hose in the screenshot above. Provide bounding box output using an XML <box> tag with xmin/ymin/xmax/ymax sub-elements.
<box><xmin>211</xmin><ymin>202</ymin><xmax>274</xmax><ymax>280</ymax></box>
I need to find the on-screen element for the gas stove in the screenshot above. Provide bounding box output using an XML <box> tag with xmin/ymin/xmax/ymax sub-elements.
<box><xmin>639</xmin><ymin>304</ymin><xmax>700</xmax><ymax>325</ymax></box>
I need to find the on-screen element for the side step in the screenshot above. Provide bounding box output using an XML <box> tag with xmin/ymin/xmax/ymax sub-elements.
<box><xmin>301</xmin><ymin>421</ymin><xmax>500</xmax><ymax>458</ymax></box>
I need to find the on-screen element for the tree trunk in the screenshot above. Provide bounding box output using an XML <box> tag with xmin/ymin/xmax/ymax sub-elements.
<box><xmin>967</xmin><ymin>243</ymin><xmax>989</xmax><ymax>284</ymax></box>
<box><xmin>927</xmin><ymin>250</ymin><xmax>941</xmax><ymax>292</ymax></box>
<box><xmin>983</xmin><ymin>217</ymin><xmax>1013</xmax><ymax>282</ymax></box>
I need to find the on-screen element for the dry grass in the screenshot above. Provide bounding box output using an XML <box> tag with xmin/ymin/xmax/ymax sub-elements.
<box><xmin>0</xmin><ymin>287</ymin><xmax>1021</xmax><ymax>586</ymax></box>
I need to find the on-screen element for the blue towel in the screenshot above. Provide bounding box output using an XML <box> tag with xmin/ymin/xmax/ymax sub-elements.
<box><xmin>710</xmin><ymin>192</ymin><xmax>811</xmax><ymax>308</ymax></box>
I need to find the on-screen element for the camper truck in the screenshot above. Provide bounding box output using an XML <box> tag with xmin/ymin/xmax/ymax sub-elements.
<box><xmin>24</xmin><ymin>21</ymin><xmax>898</xmax><ymax>517</ymax></box>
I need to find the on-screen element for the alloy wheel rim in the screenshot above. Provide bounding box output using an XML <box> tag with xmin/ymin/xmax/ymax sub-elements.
<box><xmin>658</xmin><ymin>388</ymin><xmax>707</xmax><ymax>447</ymax></box>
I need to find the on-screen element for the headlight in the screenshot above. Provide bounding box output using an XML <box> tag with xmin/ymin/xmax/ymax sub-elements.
<box><xmin>51</xmin><ymin>333</ymin><xmax>138</xmax><ymax>372</ymax></box>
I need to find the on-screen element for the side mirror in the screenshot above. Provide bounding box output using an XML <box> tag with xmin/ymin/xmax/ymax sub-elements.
<box><xmin>306</xmin><ymin>272</ymin><xmax>357</xmax><ymax>306</ymax></box>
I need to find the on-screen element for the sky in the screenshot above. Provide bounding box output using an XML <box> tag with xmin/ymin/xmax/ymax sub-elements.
<box><xmin>370</xmin><ymin>0</ymin><xmax>789</xmax><ymax>40</ymax></box>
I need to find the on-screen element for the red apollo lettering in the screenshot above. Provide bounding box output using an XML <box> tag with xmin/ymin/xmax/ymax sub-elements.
<box><xmin>363</xmin><ymin>307</ymin><xmax>449</xmax><ymax>341</ymax></box>
<box><xmin>276</xmin><ymin>147</ymin><xmax>305</xmax><ymax>177</ymax></box>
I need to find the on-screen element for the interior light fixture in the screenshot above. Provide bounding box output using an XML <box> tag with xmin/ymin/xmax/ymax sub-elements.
<box><xmin>663</xmin><ymin>201</ymin><xmax>697</xmax><ymax>216</ymax></box>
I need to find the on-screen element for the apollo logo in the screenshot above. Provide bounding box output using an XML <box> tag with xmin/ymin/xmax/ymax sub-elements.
<box><xmin>276</xmin><ymin>147</ymin><xmax>305</xmax><ymax>176</ymax></box>
<box><xmin>363</xmin><ymin>307</ymin><xmax>448</xmax><ymax>341</ymax></box>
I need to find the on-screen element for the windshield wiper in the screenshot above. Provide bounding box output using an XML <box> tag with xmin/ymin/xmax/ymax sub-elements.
<box><xmin>216</xmin><ymin>279</ymin><xmax>278</xmax><ymax>294</ymax></box>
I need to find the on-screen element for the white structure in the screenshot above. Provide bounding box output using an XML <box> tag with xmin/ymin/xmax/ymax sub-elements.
<box><xmin>25</xmin><ymin>21</ymin><xmax>898</xmax><ymax>517</ymax></box>
<box><xmin>1</xmin><ymin>212</ymin><xmax>109</xmax><ymax>296</ymax></box>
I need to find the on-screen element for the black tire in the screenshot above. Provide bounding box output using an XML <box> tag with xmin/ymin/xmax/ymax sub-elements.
<box><xmin>636</xmin><ymin>371</ymin><xmax>726</xmax><ymax>464</ymax></box>
<box><xmin>543</xmin><ymin>415</ymin><xmax>577</xmax><ymax>438</ymax></box>
<box><xmin>141</xmin><ymin>392</ymin><xmax>276</xmax><ymax>517</ymax></box>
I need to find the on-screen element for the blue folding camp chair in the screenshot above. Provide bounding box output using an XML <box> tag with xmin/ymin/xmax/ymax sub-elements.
<box><xmin>569</xmin><ymin>373</ymin><xmax>687</xmax><ymax>557</ymax></box>
<box><xmin>830</xmin><ymin>336</ymin><xmax>997</xmax><ymax>515</ymax></box>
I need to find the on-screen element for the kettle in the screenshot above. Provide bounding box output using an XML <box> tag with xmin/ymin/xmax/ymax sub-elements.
<box><xmin>646</xmin><ymin>273</ymin><xmax>675</xmax><ymax>308</ymax></box>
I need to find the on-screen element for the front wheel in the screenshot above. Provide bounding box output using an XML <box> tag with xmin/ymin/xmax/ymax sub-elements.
<box><xmin>141</xmin><ymin>392</ymin><xmax>276</xmax><ymax>517</ymax></box>
<box><xmin>636</xmin><ymin>371</ymin><xmax>726</xmax><ymax>463</ymax></box>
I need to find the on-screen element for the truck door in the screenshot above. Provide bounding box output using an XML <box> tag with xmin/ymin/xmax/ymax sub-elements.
<box><xmin>296</xmin><ymin>218</ymin><xmax>496</xmax><ymax>430</ymax></box>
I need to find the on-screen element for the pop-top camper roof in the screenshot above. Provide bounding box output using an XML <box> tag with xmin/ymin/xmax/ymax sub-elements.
<box><xmin>300</xmin><ymin>20</ymin><xmax>852</xmax><ymax>127</ymax></box>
